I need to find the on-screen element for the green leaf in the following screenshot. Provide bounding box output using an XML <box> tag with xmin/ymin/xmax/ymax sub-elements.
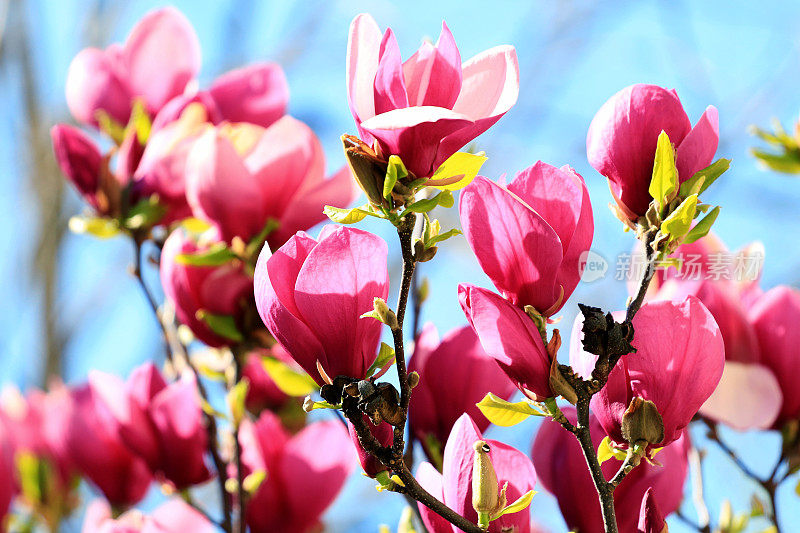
<box><xmin>679</xmin><ymin>158</ymin><xmax>731</xmax><ymax>197</ymax></box>
<box><xmin>649</xmin><ymin>130</ymin><xmax>679</xmax><ymax>210</ymax></box>
<box><xmin>243</xmin><ymin>470</ymin><xmax>267</xmax><ymax>495</ymax></box>
<box><xmin>95</xmin><ymin>110</ymin><xmax>126</xmax><ymax>144</ymax></box>
<box><xmin>245</xmin><ymin>219</ymin><xmax>280</xmax><ymax>256</ymax></box>
<box><xmin>426</xmin><ymin>228</ymin><xmax>462</xmax><ymax>247</ymax></box>
<box><xmin>476</xmin><ymin>393</ymin><xmax>545</xmax><ymax>427</ymax></box>
<box><xmin>304</xmin><ymin>400</ymin><xmax>340</xmax><ymax>411</ymax></box>
<box><xmin>683</xmin><ymin>205</ymin><xmax>721</xmax><ymax>245</ymax></box>
<box><xmin>426</xmin><ymin>151</ymin><xmax>487</xmax><ymax>190</ymax></box>
<box><xmin>197</xmin><ymin>311</ymin><xmax>243</xmax><ymax>342</ymax></box>
<box><xmin>661</xmin><ymin>194</ymin><xmax>698</xmax><ymax>240</ymax></box>
<box><xmin>124</xmin><ymin>197</ymin><xmax>166</xmax><ymax>230</ymax></box>
<box><xmin>750</xmin><ymin>148</ymin><xmax>800</xmax><ymax>174</ymax></box>
<box><xmin>491</xmin><ymin>489</ymin><xmax>537</xmax><ymax>520</ymax></box>
<box><xmin>68</xmin><ymin>215</ymin><xmax>121</xmax><ymax>239</ymax></box>
<box><xmin>384</xmin><ymin>155</ymin><xmax>408</xmax><ymax>200</ymax></box>
<box><xmin>597</xmin><ymin>436</ymin><xmax>627</xmax><ymax>465</ymax></box>
<box><xmin>436</xmin><ymin>190</ymin><xmax>454</xmax><ymax>208</ymax></box>
<box><xmin>324</xmin><ymin>204</ymin><xmax>381</xmax><ymax>224</ymax></box>
<box><xmin>177</xmin><ymin>242</ymin><xmax>238</xmax><ymax>266</ymax></box>
<box><xmin>402</xmin><ymin>196</ymin><xmax>440</xmax><ymax>214</ymax></box>
<box><xmin>367</xmin><ymin>342</ymin><xmax>396</xmax><ymax>377</ymax></box>
<box><xmin>262</xmin><ymin>357</ymin><xmax>318</xmax><ymax>396</ymax></box>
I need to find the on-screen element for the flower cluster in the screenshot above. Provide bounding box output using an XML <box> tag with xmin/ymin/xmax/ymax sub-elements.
<box><xmin>1</xmin><ymin>6</ymin><xmax>793</xmax><ymax>533</ymax></box>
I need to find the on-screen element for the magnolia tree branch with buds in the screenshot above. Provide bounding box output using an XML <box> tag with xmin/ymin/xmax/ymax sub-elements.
<box><xmin>5</xmin><ymin>6</ymin><xmax>800</xmax><ymax>533</ymax></box>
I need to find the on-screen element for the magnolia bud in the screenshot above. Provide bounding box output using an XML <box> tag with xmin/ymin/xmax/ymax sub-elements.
<box><xmin>373</xmin><ymin>298</ymin><xmax>398</xmax><ymax>329</ymax></box>
<box><xmin>407</xmin><ymin>371</ymin><xmax>420</xmax><ymax>389</ymax></box>
<box><xmin>342</xmin><ymin>134</ymin><xmax>389</xmax><ymax>208</ymax></box>
<box><xmin>471</xmin><ymin>440</ymin><xmax>507</xmax><ymax>528</ymax></box>
<box><xmin>621</xmin><ymin>397</ymin><xmax>665</xmax><ymax>446</ymax></box>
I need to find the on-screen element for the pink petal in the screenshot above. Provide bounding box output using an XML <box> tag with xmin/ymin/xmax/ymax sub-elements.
<box><xmin>699</xmin><ymin>361</ymin><xmax>782</xmax><ymax>431</ymax></box>
<box><xmin>294</xmin><ymin>227</ymin><xmax>389</xmax><ymax>380</ymax></box>
<box><xmin>65</xmin><ymin>47</ymin><xmax>131</xmax><ymax>126</ymax></box>
<box><xmin>436</xmin><ymin>45</ymin><xmax>519</xmax><ymax>168</ymax></box>
<box><xmin>748</xmin><ymin>286</ymin><xmax>800</xmax><ymax>425</ymax></box>
<box><xmin>123</xmin><ymin>7</ymin><xmax>201</xmax><ymax>114</ymax></box>
<box><xmin>402</xmin><ymin>22</ymin><xmax>462</xmax><ymax>109</ymax></box>
<box><xmin>637</xmin><ymin>488</ymin><xmax>666</xmax><ymax>533</ymax></box>
<box><xmin>460</xmin><ymin>176</ymin><xmax>564</xmax><ymax>313</ymax></box>
<box><xmin>245</xmin><ymin>116</ymin><xmax>325</xmax><ymax>227</ymax></box>
<box><xmin>148</xmin><ymin>499</ymin><xmax>216</xmax><ymax>533</ymax></box>
<box><xmin>150</xmin><ymin>91</ymin><xmax>221</xmax><ymax>132</ymax></box>
<box><xmin>459</xmin><ymin>284</ymin><xmax>551</xmax><ymax>399</ymax></box>
<box><xmin>348</xmin><ymin>415</ymin><xmax>393</xmax><ymax>477</ymax></box>
<box><xmin>676</xmin><ymin>106</ymin><xmax>719</xmax><ymax>183</ymax></box>
<box><xmin>361</xmin><ymin>106</ymin><xmax>473</xmax><ymax>178</ymax></box>
<box><xmin>346</xmin><ymin>13</ymin><xmax>382</xmax><ymax>134</ymax></box>
<box><xmin>280</xmin><ymin>421</ymin><xmax>355</xmax><ymax>532</ymax></box>
<box><xmin>185</xmin><ymin>129</ymin><xmax>266</xmax><ymax>242</ymax></box>
<box><xmin>255</xmin><ymin>233</ymin><xmax>328</xmax><ymax>382</ymax></box>
<box><xmin>586</xmin><ymin>84</ymin><xmax>692</xmax><ymax>217</ymax></box>
<box><xmin>373</xmin><ymin>29</ymin><xmax>409</xmax><ymax>115</ymax></box>
<box><xmin>271</xmin><ymin>165</ymin><xmax>359</xmax><ymax>249</ymax></box>
<box><xmin>208</xmin><ymin>62</ymin><xmax>289</xmax><ymax>127</ymax></box>
<box><xmin>415</xmin><ymin>462</ymin><xmax>452</xmax><ymax>533</ymax></box>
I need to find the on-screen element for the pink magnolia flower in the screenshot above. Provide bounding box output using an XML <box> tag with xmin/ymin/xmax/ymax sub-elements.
<box><xmin>408</xmin><ymin>324</ymin><xmax>516</xmax><ymax>455</ymax></box>
<box><xmin>239</xmin><ymin>411</ymin><xmax>355</xmax><ymax>533</ymax></box>
<box><xmin>88</xmin><ymin>363</ymin><xmax>210</xmax><ymax>490</ymax></box>
<box><xmin>532</xmin><ymin>408</ymin><xmax>688</xmax><ymax>533</ymax></box>
<box><xmin>459</xmin><ymin>284</ymin><xmax>552</xmax><ymax>400</ymax></box>
<box><xmin>254</xmin><ymin>226</ymin><xmax>389</xmax><ymax>384</ymax></box>
<box><xmin>460</xmin><ymin>162</ymin><xmax>593</xmax><ymax>316</ymax></box>
<box><xmin>185</xmin><ymin>117</ymin><xmax>358</xmax><ymax>248</ymax></box>
<box><xmin>160</xmin><ymin>227</ymin><xmax>253</xmax><ymax>347</ymax></box>
<box><xmin>66</xmin><ymin>7</ymin><xmax>201</xmax><ymax>127</ymax></box>
<box><xmin>416</xmin><ymin>414</ymin><xmax>536</xmax><ymax>533</ymax></box>
<box><xmin>589</xmin><ymin>297</ymin><xmax>724</xmax><ymax>450</ymax></box>
<box><xmin>643</xmin><ymin>235</ymin><xmax>780</xmax><ymax>431</ymax></box>
<box><xmin>748</xmin><ymin>286</ymin><xmax>800</xmax><ymax>427</ymax></box>
<box><xmin>654</xmin><ymin>278</ymin><xmax>781</xmax><ymax>431</ymax></box>
<box><xmin>82</xmin><ymin>498</ymin><xmax>214</xmax><ymax>533</ymax></box>
<box><xmin>587</xmin><ymin>84</ymin><xmax>719</xmax><ymax>219</ymax></box>
<box><xmin>346</xmin><ymin>14</ymin><xmax>519</xmax><ymax>178</ymax></box>
<box><xmin>348</xmin><ymin>415</ymin><xmax>394</xmax><ymax>477</ymax></box>
<box><xmin>54</xmin><ymin>384</ymin><xmax>152</xmax><ymax>507</ymax></box>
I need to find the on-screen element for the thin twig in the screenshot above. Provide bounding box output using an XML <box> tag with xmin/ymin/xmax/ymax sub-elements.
<box><xmin>131</xmin><ymin>235</ymin><xmax>173</xmax><ymax>364</ymax></box>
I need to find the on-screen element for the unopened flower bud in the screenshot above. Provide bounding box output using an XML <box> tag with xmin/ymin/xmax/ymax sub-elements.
<box><xmin>373</xmin><ymin>298</ymin><xmax>398</xmax><ymax>329</ymax></box>
<box><xmin>414</xmin><ymin>242</ymin><xmax>437</xmax><ymax>263</ymax></box>
<box><xmin>342</xmin><ymin>134</ymin><xmax>389</xmax><ymax>208</ymax></box>
<box><xmin>621</xmin><ymin>397</ymin><xmax>665</xmax><ymax>446</ymax></box>
<box><xmin>471</xmin><ymin>440</ymin><xmax>507</xmax><ymax>528</ymax></box>
<box><xmin>407</xmin><ymin>371</ymin><xmax>420</xmax><ymax>389</ymax></box>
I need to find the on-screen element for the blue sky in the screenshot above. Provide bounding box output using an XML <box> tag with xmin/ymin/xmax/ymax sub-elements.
<box><xmin>2</xmin><ymin>0</ymin><xmax>800</xmax><ymax>531</ymax></box>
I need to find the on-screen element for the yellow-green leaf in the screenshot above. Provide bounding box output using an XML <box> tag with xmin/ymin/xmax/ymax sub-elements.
<box><xmin>384</xmin><ymin>155</ymin><xmax>408</xmax><ymax>200</ymax></box>
<box><xmin>324</xmin><ymin>204</ymin><xmax>381</xmax><ymax>224</ymax></box>
<box><xmin>679</xmin><ymin>158</ymin><xmax>730</xmax><ymax>197</ymax></box>
<box><xmin>649</xmin><ymin>131</ymin><xmax>678</xmax><ymax>210</ymax></box>
<box><xmin>243</xmin><ymin>470</ymin><xmax>267</xmax><ymax>494</ymax></box>
<box><xmin>661</xmin><ymin>194</ymin><xmax>698</xmax><ymax>240</ymax></box>
<box><xmin>197</xmin><ymin>311</ymin><xmax>243</xmax><ymax>342</ymax></box>
<box><xmin>597</xmin><ymin>436</ymin><xmax>627</xmax><ymax>465</ymax></box>
<box><xmin>476</xmin><ymin>393</ymin><xmax>545</xmax><ymax>427</ymax></box>
<box><xmin>262</xmin><ymin>357</ymin><xmax>318</xmax><ymax>396</ymax></box>
<box><xmin>367</xmin><ymin>342</ymin><xmax>396</xmax><ymax>377</ymax></box>
<box><xmin>227</xmin><ymin>379</ymin><xmax>249</xmax><ymax>427</ymax></box>
<box><xmin>426</xmin><ymin>151</ymin><xmax>487</xmax><ymax>190</ymax></box>
<box><xmin>68</xmin><ymin>215</ymin><xmax>120</xmax><ymax>239</ymax></box>
<box><xmin>491</xmin><ymin>489</ymin><xmax>537</xmax><ymax>520</ymax></box>
<box><xmin>683</xmin><ymin>205</ymin><xmax>720</xmax><ymax>245</ymax></box>
<box><xmin>177</xmin><ymin>242</ymin><xmax>237</xmax><ymax>266</ymax></box>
